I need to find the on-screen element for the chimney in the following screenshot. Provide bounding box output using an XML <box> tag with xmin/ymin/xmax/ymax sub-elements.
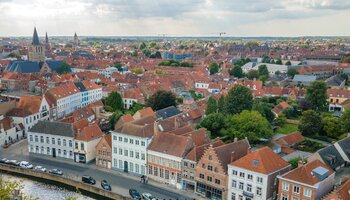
<box><xmin>153</xmin><ymin>120</ymin><xmax>159</xmax><ymax>134</ymax></box>
<box><xmin>230</xmin><ymin>151</ymin><xmax>236</xmax><ymax>163</ymax></box>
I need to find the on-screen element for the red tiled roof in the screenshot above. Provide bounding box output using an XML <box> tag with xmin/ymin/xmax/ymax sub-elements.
<box><xmin>231</xmin><ymin>146</ymin><xmax>290</xmax><ymax>174</ymax></box>
<box><xmin>275</xmin><ymin>132</ymin><xmax>304</xmax><ymax>147</ymax></box>
<box><xmin>75</xmin><ymin>124</ymin><xmax>104</xmax><ymax>141</ymax></box>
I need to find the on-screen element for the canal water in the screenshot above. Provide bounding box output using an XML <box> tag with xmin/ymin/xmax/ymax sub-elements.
<box><xmin>3</xmin><ymin>175</ymin><xmax>94</xmax><ymax>200</ymax></box>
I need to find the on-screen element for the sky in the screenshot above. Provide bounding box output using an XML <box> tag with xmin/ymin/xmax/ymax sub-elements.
<box><xmin>0</xmin><ymin>0</ymin><xmax>349</xmax><ymax>37</ymax></box>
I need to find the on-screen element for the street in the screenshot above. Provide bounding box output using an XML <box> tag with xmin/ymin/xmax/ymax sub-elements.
<box><xmin>0</xmin><ymin>140</ymin><xmax>197</xmax><ymax>200</ymax></box>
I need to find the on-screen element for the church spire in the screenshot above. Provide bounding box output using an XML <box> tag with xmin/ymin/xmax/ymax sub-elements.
<box><xmin>45</xmin><ymin>32</ymin><xmax>49</xmax><ymax>44</ymax></box>
<box><xmin>32</xmin><ymin>27</ymin><xmax>40</xmax><ymax>45</ymax></box>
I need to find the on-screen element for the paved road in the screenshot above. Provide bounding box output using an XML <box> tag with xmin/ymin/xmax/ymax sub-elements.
<box><xmin>1</xmin><ymin>140</ymin><xmax>197</xmax><ymax>200</ymax></box>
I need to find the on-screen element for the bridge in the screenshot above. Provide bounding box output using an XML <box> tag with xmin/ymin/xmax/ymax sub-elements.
<box><xmin>0</xmin><ymin>164</ymin><xmax>130</xmax><ymax>200</ymax></box>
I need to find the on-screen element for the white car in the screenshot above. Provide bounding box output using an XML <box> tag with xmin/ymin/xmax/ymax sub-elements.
<box><xmin>19</xmin><ymin>161</ymin><xmax>33</xmax><ymax>169</ymax></box>
<box><xmin>142</xmin><ymin>193</ymin><xmax>155</xmax><ymax>200</ymax></box>
<box><xmin>34</xmin><ymin>165</ymin><xmax>47</xmax><ymax>172</ymax></box>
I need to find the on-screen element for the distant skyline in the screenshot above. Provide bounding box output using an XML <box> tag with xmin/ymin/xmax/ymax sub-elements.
<box><xmin>1</xmin><ymin>0</ymin><xmax>350</xmax><ymax>37</ymax></box>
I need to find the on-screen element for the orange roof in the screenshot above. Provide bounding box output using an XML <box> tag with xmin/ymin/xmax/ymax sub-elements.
<box><xmin>135</xmin><ymin>107</ymin><xmax>155</xmax><ymax>118</ymax></box>
<box><xmin>75</xmin><ymin>124</ymin><xmax>104</xmax><ymax>141</ymax></box>
<box><xmin>281</xmin><ymin>159</ymin><xmax>334</xmax><ymax>185</ymax></box>
<box><xmin>231</xmin><ymin>146</ymin><xmax>290</xmax><ymax>174</ymax></box>
<box><xmin>17</xmin><ymin>96</ymin><xmax>42</xmax><ymax>114</ymax></box>
<box><xmin>275</xmin><ymin>131</ymin><xmax>304</xmax><ymax>146</ymax></box>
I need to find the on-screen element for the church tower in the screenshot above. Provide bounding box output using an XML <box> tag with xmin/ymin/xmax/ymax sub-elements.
<box><xmin>73</xmin><ymin>32</ymin><xmax>79</xmax><ymax>50</ymax></box>
<box><xmin>28</xmin><ymin>27</ymin><xmax>45</xmax><ymax>62</ymax></box>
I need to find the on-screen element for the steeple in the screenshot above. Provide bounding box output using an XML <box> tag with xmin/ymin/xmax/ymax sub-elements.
<box><xmin>74</xmin><ymin>32</ymin><xmax>77</xmax><ymax>38</ymax></box>
<box><xmin>45</xmin><ymin>32</ymin><xmax>49</xmax><ymax>44</ymax></box>
<box><xmin>32</xmin><ymin>27</ymin><xmax>40</xmax><ymax>45</ymax></box>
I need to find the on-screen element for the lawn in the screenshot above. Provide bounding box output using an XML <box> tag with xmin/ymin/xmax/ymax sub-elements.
<box><xmin>275</xmin><ymin>123</ymin><xmax>299</xmax><ymax>134</ymax></box>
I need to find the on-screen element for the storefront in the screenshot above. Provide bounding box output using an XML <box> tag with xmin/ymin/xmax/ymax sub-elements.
<box><xmin>196</xmin><ymin>182</ymin><xmax>223</xmax><ymax>200</ymax></box>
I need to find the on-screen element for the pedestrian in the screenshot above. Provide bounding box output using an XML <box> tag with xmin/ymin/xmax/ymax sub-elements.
<box><xmin>145</xmin><ymin>176</ymin><xmax>148</xmax><ymax>184</ymax></box>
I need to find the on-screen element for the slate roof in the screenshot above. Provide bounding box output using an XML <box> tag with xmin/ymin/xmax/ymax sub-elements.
<box><xmin>5</xmin><ymin>60</ymin><xmax>63</xmax><ymax>74</ymax></box>
<box><xmin>293</xmin><ymin>75</ymin><xmax>317</xmax><ymax>83</ymax></box>
<box><xmin>156</xmin><ymin>106</ymin><xmax>181</xmax><ymax>119</ymax></box>
<box><xmin>29</xmin><ymin>121</ymin><xmax>74</xmax><ymax>137</ymax></box>
<box><xmin>318</xmin><ymin>145</ymin><xmax>345</xmax><ymax>170</ymax></box>
<box><xmin>336</xmin><ymin>137</ymin><xmax>350</xmax><ymax>161</ymax></box>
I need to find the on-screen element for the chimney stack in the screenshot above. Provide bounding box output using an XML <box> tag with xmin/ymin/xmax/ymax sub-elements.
<box><xmin>153</xmin><ymin>120</ymin><xmax>159</xmax><ymax>134</ymax></box>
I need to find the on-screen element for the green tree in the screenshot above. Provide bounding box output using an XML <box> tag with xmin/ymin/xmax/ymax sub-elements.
<box><xmin>246</xmin><ymin>69</ymin><xmax>259</xmax><ymax>79</ymax></box>
<box><xmin>124</xmin><ymin>102</ymin><xmax>146</xmax><ymax>116</ymax></box>
<box><xmin>57</xmin><ymin>62</ymin><xmax>72</xmax><ymax>74</ymax></box>
<box><xmin>229</xmin><ymin>110</ymin><xmax>272</xmax><ymax>143</ymax></box>
<box><xmin>146</xmin><ymin>90</ymin><xmax>176</xmax><ymax>111</ymax></box>
<box><xmin>275</xmin><ymin>70</ymin><xmax>281</xmax><ymax>75</ymax></box>
<box><xmin>299</xmin><ymin>110</ymin><xmax>323</xmax><ymax>136</ymax></box>
<box><xmin>262</xmin><ymin>55</ymin><xmax>271</xmax><ymax>63</ymax></box>
<box><xmin>104</xmin><ymin>91</ymin><xmax>123</xmax><ymax>112</ymax></box>
<box><xmin>131</xmin><ymin>51</ymin><xmax>138</xmax><ymax>57</ymax></box>
<box><xmin>252</xmin><ymin>101</ymin><xmax>275</xmax><ymax>122</ymax></box>
<box><xmin>305</xmin><ymin>81</ymin><xmax>328</xmax><ymax>112</ymax></box>
<box><xmin>217</xmin><ymin>95</ymin><xmax>225</xmax><ymax>113</ymax></box>
<box><xmin>285</xmin><ymin>61</ymin><xmax>292</xmax><ymax>65</ymax></box>
<box><xmin>225</xmin><ymin>85</ymin><xmax>253</xmax><ymax>115</ymax></box>
<box><xmin>139</xmin><ymin>42</ymin><xmax>146</xmax><ymax>50</ymax></box>
<box><xmin>258</xmin><ymin>64</ymin><xmax>269</xmax><ymax>77</ymax></box>
<box><xmin>287</xmin><ymin>69</ymin><xmax>299</xmax><ymax>78</ymax></box>
<box><xmin>341</xmin><ymin>107</ymin><xmax>350</xmax><ymax>132</ymax></box>
<box><xmin>109</xmin><ymin>110</ymin><xmax>123</xmax><ymax>130</ymax></box>
<box><xmin>341</xmin><ymin>55</ymin><xmax>350</xmax><ymax>63</ymax></box>
<box><xmin>114</xmin><ymin>62</ymin><xmax>123</xmax><ymax>71</ymax></box>
<box><xmin>206</xmin><ymin>97</ymin><xmax>218</xmax><ymax>115</ymax></box>
<box><xmin>230</xmin><ymin>66</ymin><xmax>244</xmax><ymax>78</ymax></box>
<box><xmin>209</xmin><ymin>62</ymin><xmax>220</xmax><ymax>75</ymax></box>
<box><xmin>142</xmin><ymin>49</ymin><xmax>151</xmax><ymax>57</ymax></box>
<box><xmin>322</xmin><ymin>116</ymin><xmax>343</xmax><ymax>139</ymax></box>
<box><xmin>275</xmin><ymin>59</ymin><xmax>283</xmax><ymax>65</ymax></box>
<box><xmin>189</xmin><ymin>90</ymin><xmax>203</xmax><ymax>101</ymax></box>
<box><xmin>199</xmin><ymin>113</ymin><xmax>227</xmax><ymax>138</ymax></box>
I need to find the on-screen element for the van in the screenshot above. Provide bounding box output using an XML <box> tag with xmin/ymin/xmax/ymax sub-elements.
<box><xmin>82</xmin><ymin>175</ymin><xmax>96</xmax><ymax>185</ymax></box>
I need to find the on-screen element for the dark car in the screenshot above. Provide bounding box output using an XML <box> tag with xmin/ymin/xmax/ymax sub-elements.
<box><xmin>101</xmin><ymin>180</ymin><xmax>111</xmax><ymax>191</ymax></box>
<box><xmin>82</xmin><ymin>175</ymin><xmax>96</xmax><ymax>185</ymax></box>
<box><xmin>6</xmin><ymin>160</ymin><xmax>20</xmax><ymax>166</ymax></box>
<box><xmin>0</xmin><ymin>158</ymin><xmax>9</xmax><ymax>164</ymax></box>
<box><xmin>129</xmin><ymin>189</ymin><xmax>141</xmax><ymax>200</ymax></box>
<box><xmin>48</xmin><ymin>169</ymin><xmax>63</xmax><ymax>175</ymax></box>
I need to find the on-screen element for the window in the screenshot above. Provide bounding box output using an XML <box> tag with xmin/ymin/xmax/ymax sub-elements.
<box><xmin>190</xmin><ymin>163</ymin><xmax>195</xmax><ymax>168</ymax></box>
<box><xmin>135</xmin><ymin>140</ymin><xmax>139</xmax><ymax>145</ymax></box>
<box><xmin>119</xmin><ymin>148</ymin><xmax>122</xmax><ymax>155</ymax></box>
<box><xmin>208</xmin><ymin>165</ymin><xmax>213</xmax><ymax>171</ymax></box>
<box><xmin>215</xmin><ymin>179</ymin><xmax>221</xmax><ymax>184</ymax></box>
<box><xmin>184</xmin><ymin>162</ymin><xmax>188</xmax><ymax>167</ymax></box>
<box><xmin>58</xmin><ymin>149</ymin><xmax>61</xmax><ymax>155</ymax></box>
<box><xmin>282</xmin><ymin>182</ymin><xmax>289</xmax><ymax>191</ymax></box>
<box><xmin>81</xmin><ymin>143</ymin><xmax>84</xmax><ymax>150</ymax></box>
<box><xmin>148</xmin><ymin>166</ymin><xmax>153</xmax><ymax>175</ymax></box>
<box><xmin>124</xmin><ymin>149</ymin><xmax>128</xmax><ymax>156</ymax></box>
<box><xmin>304</xmin><ymin>189</ymin><xmax>312</xmax><ymax>197</ymax></box>
<box><xmin>202</xmin><ymin>163</ymin><xmax>205</xmax><ymax>168</ymax></box>
<box><xmin>130</xmin><ymin>139</ymin><xmax>133</xmax><ymax>144</ymax></box>
<box><xmin>231</xmin><ymin>193</ymin><xmax>236</xmax><ymax>200</ymax></box>
<box><xmin>35</xmin><ymin>135</ymin><xmax>38</xmax><ymax>142</ymax></box>
<box><xmin>281</xmin><ymin>195</ymin><xmax>288</xmax><ymax>200</ymax></box>
<box><xmin>257</xmin><ymin>177</ymin><xmax>263</xmax><ymax>183</ymax></box>
<box><xmin>232</xmin><ymin>170</ymin><xmax>237</xmax><ymax>176</ymax></box>
<box><xmin>239</xmin><ymin>172</ymin><xmax>245</xmax><ymax>178</ymax></box>
<box><xmin>130</xmin><ymin>151</ymin><xmax>134</xmax><ymax>158</ymax></box>
<box><xmin>118</xmin><ymin>137</ymin><xmax>122</xmax><ymax>141</ymax></box>
<box><xmin>69</xmin><ymin>140</ymin><xmax>72</xmax><ymax>147</ymax></box>
<box><xmin>239</xmin><ymin>182</ymin><xmax>244</xmax><ymax>190</ymax></box>
<box><xmin>207</xmin><ymin>176</ymin><xmax>212</xmax><ymax>182</ymax></box>
<box><xmin>29</xmin><ymin>135</ymin><xmax>33</xmax><ymax>142</ymax></box>
<box><xmin>135</xmin><ymin>152</ymin><xmax>139</xmax><ymax>159</ymax></box>
<box><xmin>232</xmin><ymin>180</ymin><xmax>237</xmax><ymax>188</ymax></box>
<box><xmin>46</xmin><ymin>137</ymin><xmax>49</xmax><ymax>144</ymax></box>
<box><xmin>47</xmin><ymin>147</ymin><xmax>50</xmax><ymax>154</ymax></box>
<box><xmin>141</xmin><ymin>153</ymin><xmax>145</xmax><ymax>160</ymax></box>
<box><xmin>124</xmin><ymin>138</ymin><xmax>128</xmax><ymax>143</ymax></box>
<box><xmin>247</xmin><ymin>184</ymin><xmax>252</xmax><ymax>192</ymax></box>
<box><xmin>113</xmin><ymin>135</ymin><xmax>117</xmax><ymax>141</ymax></box>
<box><xmin>293</xmin><ymin>185</ymin><xmax>300</xmax><ymax>194</ymax></box>
<box><xmin>208</xmin><ymin>155</ymin><xmax>212</xmax><ymax>160</ymax></box>
<box><xmin>63</xmin><ymin>139</ymin><xmax>66</xmax><ymax>146</ymax></box>
<box><xmin>247</xmin><ymin>174</ymin><xmax>253</xmax><ymax>180</ymax></box>
<box><xmin>141</xmin><ymin>141</ymin><xmax>145</xmax><ymax>146</ymax></box>
<box><xmin>257</xmin><ymin>187</ymin><xmax>262</xmax><ymax>196</ymax></box>
<box><xmin>199</xmin><ymin>173</ymin><xmax>204</xmax><ymax>179</ymax></box>
<box><xmin>63</xmin><ymin>150</ymin><xmax>67</xmax><ymax>156</ymax></box>
<box><xmin>58</xmin><ymin>139</ymin><xmax>61</xmax><ymax>146</ymax></box>
<box><xmin>52</xmin><ymin>138</ymin><xmax>55</xmax><ymax>145</ymax></box>
<box><xmin>154</xmin><ymin>167</ymin><xmax>158</xmax><ymax>176</ymax></box>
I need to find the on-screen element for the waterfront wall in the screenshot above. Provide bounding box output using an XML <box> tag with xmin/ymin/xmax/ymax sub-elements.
<box><xmin>0</xmin><ymin>164</ymin><xmax>130</xmax><ymax>200</ymax></box>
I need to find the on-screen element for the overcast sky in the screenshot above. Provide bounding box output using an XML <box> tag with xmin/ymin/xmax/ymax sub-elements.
<box><xmin>0</xmin><ymin>0</ymin><xmax>349</xmax><ymax>37</ymax></box>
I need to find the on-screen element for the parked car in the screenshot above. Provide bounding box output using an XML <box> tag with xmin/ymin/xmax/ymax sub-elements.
<box><xmin>101</xmin><ymin>180</ymin><xmax>111</xmax><ymax>191</ymax></box>
<box><xmin>142</xmin><ymin>193</ymin><xmax>155</xmax><ymax>200</ymax></box>
<box><xmin>82</xmin><ymin>176</ymin><xmax>96</xmax><ymax>185</ymax></box>
<box><xmin>19</xmin><ymin>161</ymin><xmax>33</xmax><ymax>169</ymax></box>
<box><xmin>129</xmin><ymin>189</ymin><xmax>141</xmax><ymax>200</ymax></box>
<box><xmin>6</xmin><ymin>160</ymin><xmax>20</xmax><ymax>166</ymax></box>
<box><xmin>0</xmin><ymin>158</ymin><xmax>8</xmax><ymax>164</ymax></box>
<box><xmin>33</xmin><ymin>166</ymin><xmax>47</xmax><ymax>172</ymax></box>
<box><xmin>48</xmin><ymin>169</ymin><xmax>63</xmax><ymax>175</ymax></box>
